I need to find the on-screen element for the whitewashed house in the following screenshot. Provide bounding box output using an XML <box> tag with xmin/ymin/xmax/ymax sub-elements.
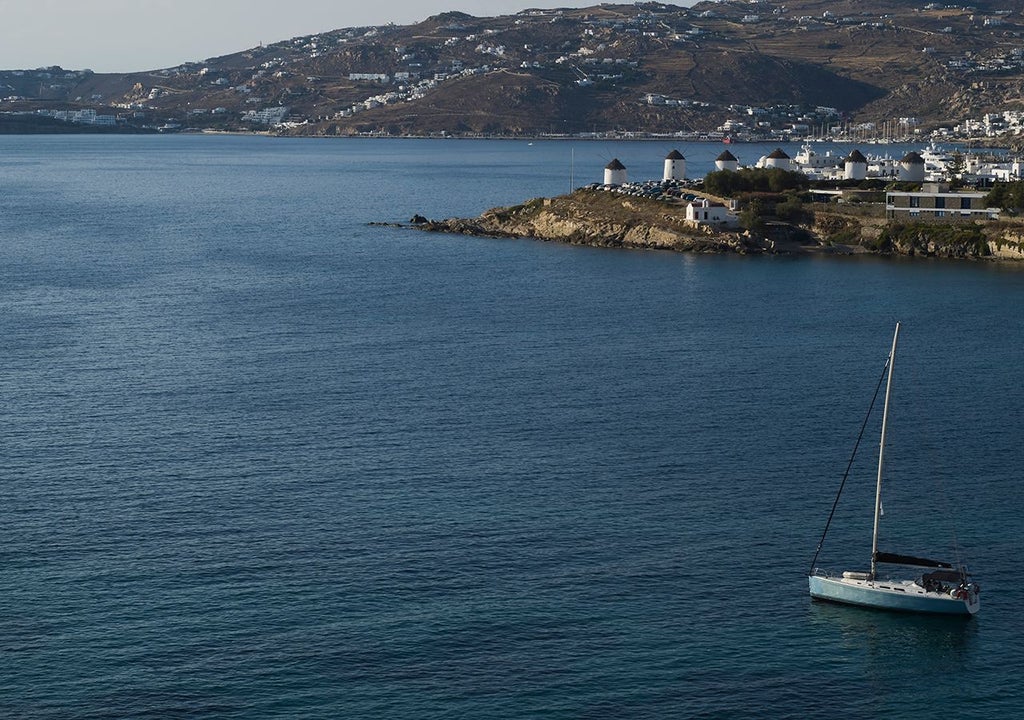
<box><xmin>685</xmin><ymin>198</ymin><xmax>737</xmax><ymax>228</ymax></box>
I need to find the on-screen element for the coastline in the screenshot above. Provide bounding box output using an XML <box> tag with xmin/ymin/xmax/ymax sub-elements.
<box><xmin>404</xmin><ymin>188</ymin><xmax>1024</xmax><ymax>263</ymax></box>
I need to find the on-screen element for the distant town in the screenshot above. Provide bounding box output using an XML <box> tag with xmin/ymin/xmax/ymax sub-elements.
<box><xmin>4</xmin><ymin>1</ymin><xmax>1024</xmax><ymax>140</ymax></box>
<box><xmin>7</xmin><ymin>67</ymin><xmax>1022</xmax><ymax>145</ymax></box>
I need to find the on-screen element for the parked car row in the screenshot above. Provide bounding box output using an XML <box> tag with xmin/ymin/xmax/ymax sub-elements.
<box><xmin>587</xmin><ymin>178</ymin><xmax>705</xmax><ymax>204</ymax></box>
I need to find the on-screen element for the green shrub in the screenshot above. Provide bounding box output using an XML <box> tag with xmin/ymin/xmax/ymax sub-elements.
<box><xmin>985</xmin><ymin>181</ymin><xmax>1024</xmax><ymax>212</ymax></box>
<box><xmin>704</xmin><ymin>167</ymin><xmax>810</xmax><ymax>197</ymax></box>
<box><xmin>739</xmin><ymin>198</ymin><xmax>767</xmax><ymax>234</ymax></box>
<box><xmin>775</xmin><ymin>194</ymin><xmax>814</xmax><ymax>224</ymax></box>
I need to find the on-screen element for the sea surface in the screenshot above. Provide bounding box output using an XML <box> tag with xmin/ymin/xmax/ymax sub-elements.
<box><xmin>1</xmin><ymin>135</ymin><xmax>1022</xmax><ymax>719</ymax></box>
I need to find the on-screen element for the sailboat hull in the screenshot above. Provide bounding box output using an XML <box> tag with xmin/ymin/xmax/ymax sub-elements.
<box><xmin>809</xmin><ymin>575</ymin><xmax>979</xmax><ymax>616</ymax></box>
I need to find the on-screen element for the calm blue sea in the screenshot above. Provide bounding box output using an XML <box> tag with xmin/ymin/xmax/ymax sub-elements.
<box><xmin>1</xmin><ymin>135</ymin><xmax>1022</xmax><ymax>719</ymax></box>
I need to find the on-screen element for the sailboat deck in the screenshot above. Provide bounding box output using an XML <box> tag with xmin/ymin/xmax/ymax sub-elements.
<box><xmin>809</xmin><ymin>573</ymin><xmax>978</xmax><ymax>615</ymax></box>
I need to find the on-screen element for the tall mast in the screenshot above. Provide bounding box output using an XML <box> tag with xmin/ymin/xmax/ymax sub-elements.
<box><xmin>570</xmin><ymin>147</ymin><xmax>575</xmax><ymax>194</ymax></box>
<box><xmin>871</xmin><ymin>322</ymin><xmax>900</xmax><ymax>578</ymax></box>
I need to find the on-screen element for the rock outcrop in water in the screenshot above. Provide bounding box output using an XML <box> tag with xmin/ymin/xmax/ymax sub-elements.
<box><xmin>412</xmin><ymin>189</ymin><xmax>1024</xmax><ymax>262</ymax></box>
<box><xmin>418</xmin><ymin>190</ymin><xmax>775</xmax><ymax>255</ymax></box>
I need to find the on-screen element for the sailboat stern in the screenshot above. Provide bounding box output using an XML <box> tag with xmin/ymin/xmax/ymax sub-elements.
<box><xmin>948</xmin><ymin>579</ymin><xmax>981</xmax><ymax>615</ymax></box>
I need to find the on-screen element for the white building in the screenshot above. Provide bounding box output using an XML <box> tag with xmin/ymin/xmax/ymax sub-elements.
<box><xmin>604</xmin><ymin>158</ymin><xmax>627</xmax><ymax>185</ymax></box>
<box><xmin>349</xmin><ymin>73</ymin><xmax>390</xmax><ymax>82</ymax></box>
<box><xmin>663</xmin><ymin>150</ymin><xmax>686</xmax><ymax>181</ymax></box>
<box><xmin>715</xmin><ymin>149</ymin><xmax>739</xmax><ymax>172</ymax></box>
<box><xmin>898</xmin><ymin>151</ymin><xmax>926</xmax><ymax>182</ymax></box>
<box><xmin>763</xmin><ymin>147</ymin><xmax>793</xmax><ymax>170</ymax></box>
<box><xmin>794</xmin><ymin>144</ymin><xmax>842</xmax><ymax>178</ymax></box>
<box><xmin>245</xmin><ymin>106</ymin><xmax>290</xmax><ymax>125</ymax></box>
<box><xmin>685</xmin><ymin>198</ymin><xmax>737</xmax><ymax>227</ymax></box>
<box><xmin>988</xmin><ymin>160</ymin><xmax>1024</xmax><ymax>182</ymax></box>
<box><xmin>844</xmin><ymin>149</ymin><xmax>868</xmax><ymax>180</ymax></box>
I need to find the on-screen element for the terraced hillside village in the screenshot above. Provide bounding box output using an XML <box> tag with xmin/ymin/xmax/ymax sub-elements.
<box><xmin>5</xmin><ymin>0</ymin><xmax>1024</xmax><ymax>138</ymax></box>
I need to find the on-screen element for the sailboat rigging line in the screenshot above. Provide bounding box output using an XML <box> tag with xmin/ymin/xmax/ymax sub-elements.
<box><xmin>930</xmin><ymin>443</ymin><xmax>968</xmax><ymax>577</ymax></box>
<box><xmin>808</xmin><ymin>353</ymin><xmax>892</xmax><ymax>576</ymax></box>
<box><xmin>909</xmin><ymin>357</ymin><xmax>967</xmax><ymax>578</ymax></box>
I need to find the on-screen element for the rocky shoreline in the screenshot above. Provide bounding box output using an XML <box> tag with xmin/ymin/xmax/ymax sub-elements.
<box><xmin>395</xmin><ymin>189</ymin><xmax>1024</xmax><ymax>263</ymax></box>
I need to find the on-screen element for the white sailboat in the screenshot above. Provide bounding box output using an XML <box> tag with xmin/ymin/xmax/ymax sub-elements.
<box><xmin>808</xmin><ymin>323</ymin><xmax>980</xmax><ymax>615</ymax></box>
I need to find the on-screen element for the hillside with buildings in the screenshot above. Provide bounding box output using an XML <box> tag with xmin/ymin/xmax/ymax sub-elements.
<box><xmin>6</xmin><ymin>1</ymin><xmax>1024</xmax><ymax>140</ymax></box>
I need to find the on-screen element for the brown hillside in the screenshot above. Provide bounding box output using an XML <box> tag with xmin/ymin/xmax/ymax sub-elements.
<box><xmin>6</xmin><ymin>1</ymin><xmax>1024</xmax><ymax>135</ymax></box>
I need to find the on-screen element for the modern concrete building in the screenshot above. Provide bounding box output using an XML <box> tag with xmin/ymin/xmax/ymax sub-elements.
<box><xmin>886</xmin><ymin>183</ymin><xmax>999</xmax><ymax>221</ymax></box>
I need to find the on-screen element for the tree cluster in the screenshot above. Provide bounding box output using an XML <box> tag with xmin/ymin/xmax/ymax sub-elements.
<box><xmin>703</xmin><ymin>167</ymin><xmax>811</xmax><ymax>197</ymax></box>
<box><xmin>984</xmin><ymin>182</ymin><xmax>1024</xmax><ymax>213</ymax></box>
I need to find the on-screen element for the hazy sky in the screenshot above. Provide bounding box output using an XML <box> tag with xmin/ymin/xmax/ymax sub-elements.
<box><xmin>0</xmin><ymin>1</ymin><xmax>637</xmax><ymax>73</ymax></box>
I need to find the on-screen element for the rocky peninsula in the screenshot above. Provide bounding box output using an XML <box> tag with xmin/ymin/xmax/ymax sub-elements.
<box><xmin>411</xmin><ymin>188</ymin><xmax>1024</xmax><ymax>262</ymax></box>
